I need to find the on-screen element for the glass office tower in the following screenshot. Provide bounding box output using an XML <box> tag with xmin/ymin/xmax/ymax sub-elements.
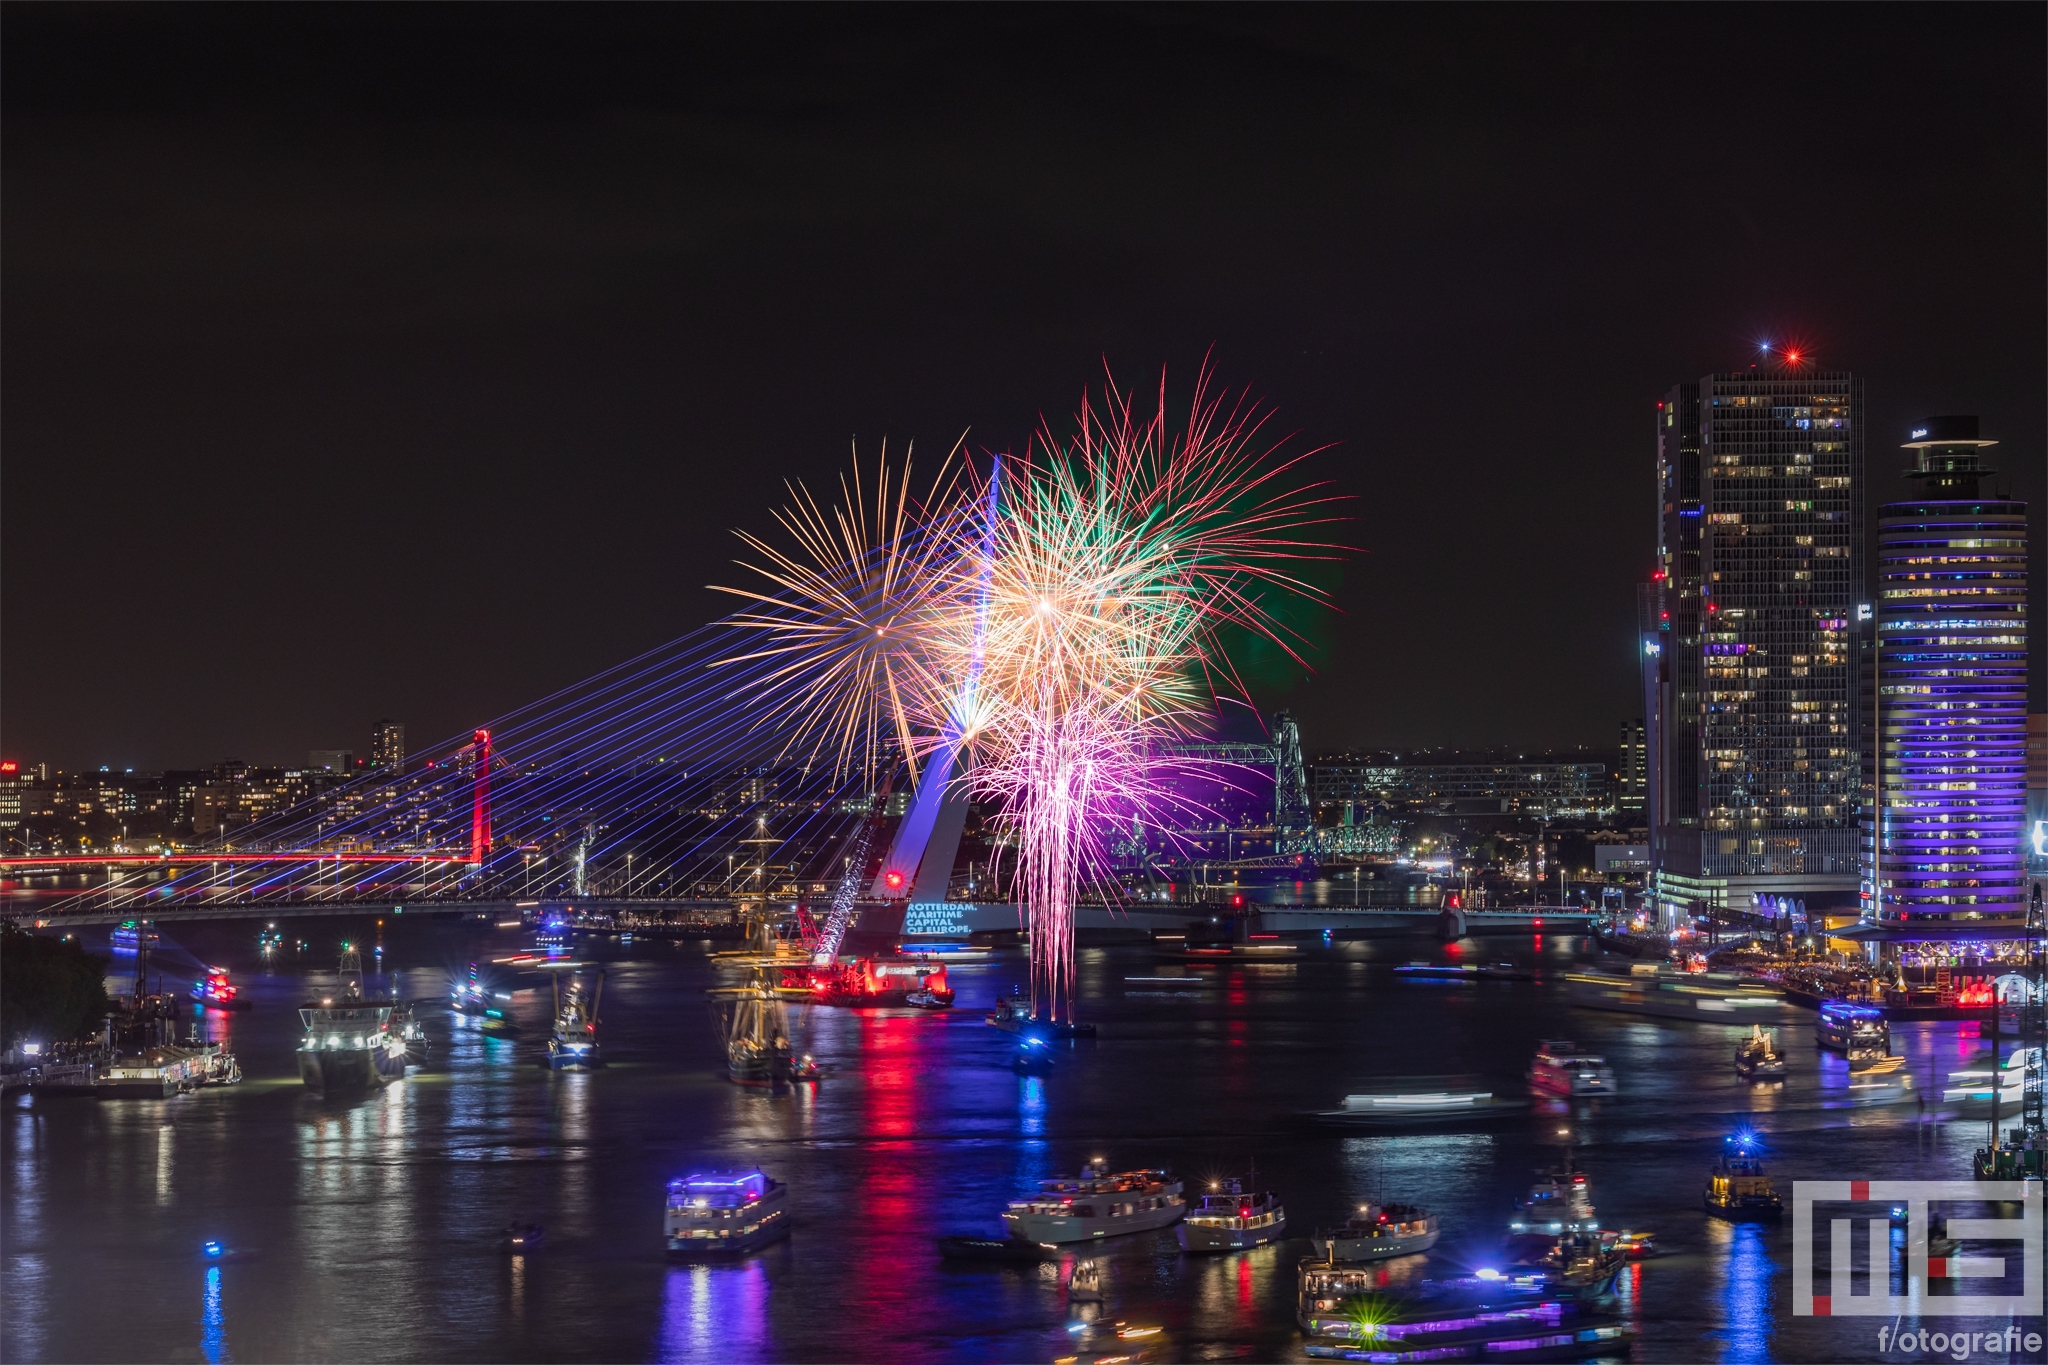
<box><xmin>1871</xmin><ymin>416</ymin><xmax>2030</xmax><ymax>926</ymax></box>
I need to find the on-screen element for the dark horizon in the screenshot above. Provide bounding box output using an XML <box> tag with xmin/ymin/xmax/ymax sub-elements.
<box><xmin>5</xmin><ymin>5</ymin><xmax>2043</xmax><ymax>771</ymax></box>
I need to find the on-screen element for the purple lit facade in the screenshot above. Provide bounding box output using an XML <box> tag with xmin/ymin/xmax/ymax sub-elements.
<box><xmin>1869</xmin><ymin>417</ymin><xmax>2030</xmax><ymax>927</ymax></box>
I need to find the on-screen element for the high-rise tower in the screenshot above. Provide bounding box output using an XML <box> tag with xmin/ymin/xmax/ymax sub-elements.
<box><xmin>370</xmin><ymin>719</ymin><xmax>405</xmax><ymax>773</ymax></box>
<box><xmin>1870</xmin><ymin>416</ymin><xmax>2030</xmax><ymax>927</ymax></box>
<box><xmin>1648</xmin><ymin>363</ymin><xmax>1865</xmax><ymax>925</ymax></box>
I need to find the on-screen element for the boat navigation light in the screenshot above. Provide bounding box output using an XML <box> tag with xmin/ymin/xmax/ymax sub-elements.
<box><xmin>204</xmin><ymin>1241</ymin><xmax>224</xmax><ymax>1257</ymax></box>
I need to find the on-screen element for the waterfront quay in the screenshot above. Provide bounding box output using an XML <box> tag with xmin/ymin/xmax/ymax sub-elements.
<box><xmin>3</xmin><ymin>914</ymin><xmax>2031</xmax><ymax>1364</ymax></box>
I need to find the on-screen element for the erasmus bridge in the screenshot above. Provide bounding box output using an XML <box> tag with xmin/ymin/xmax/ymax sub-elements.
<box><xmin>3</xmin><ymin>626</ymin><xmax>1589</xmax><ymax>937</ymax></box>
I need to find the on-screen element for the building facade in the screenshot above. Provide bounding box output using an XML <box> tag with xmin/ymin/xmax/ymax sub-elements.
<box><xmin>1648</xmin><ymin>364</ymin><xmax>1866</xmax><ymax>923</ymax></box>
<box><xmin>1868</xmin><ymin>416</ymin><xmax>2030</xmax><ymax>929</ymax></box>
<box><xmin>1618</xmin><ymin>718</ymin><xmax>1647</xmax><ymax>816</ymax></box>
<box><xmin>370</xmin><ymin>720</ymin><xmax>405</xmax><ymax>772</ymax></box>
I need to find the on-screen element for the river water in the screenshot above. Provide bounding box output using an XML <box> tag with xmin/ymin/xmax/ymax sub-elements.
<box><xmin>1</xmin><ymin>918</ymin><xmax>2034</xmax><ymax>1363</ymax></box>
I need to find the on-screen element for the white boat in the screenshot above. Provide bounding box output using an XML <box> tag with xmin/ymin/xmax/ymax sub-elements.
<box><xmin>1509</xmin><ymin>1167</ymin><xmax>1598</xmax><ymax>1235</ymax></box>
<box><xmin>1528</xmin><ymin>1040</ymin><xmax>1614</xmax><ymax>1096</ymax></box>
<box><xmin>664</xmin><ymin>1169</ymin><xmax>790</xmax><ymax>1255</ymax></box>
<box><xmin>1314</xmin><ymin>1201</ymin><xmax>1439</xmax><ymax>1261</ymax></box>
<box><xmin>1177</xmin><ymin>1178</ymin><xmax>1287</xmax><ymax>1252</ymax></box>
<box><xmin>1001</xmin><ymin>1160</ymin><xmax>1184</xmax><ymax>1244</ymax></box>
<box><xmin>297</xmin><ymin>948</ymin><xmax>410</xmax><ymax>1095</ymax></box>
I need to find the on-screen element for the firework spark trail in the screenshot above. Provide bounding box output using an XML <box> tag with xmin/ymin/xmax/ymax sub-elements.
<box><xmin>951</xmin><ymin>363</ymin><xmax>1344</xmax><ymax>1020</ymax></box>
<box><xmin>715</xmin><ymin>365</ymin><xmax>1341</xmax><ymax>1023</ymax></box>
<box><xmin>709</xmin><ymin>440</ymin><xmax>970</xmax><ymax>788</ymax></box>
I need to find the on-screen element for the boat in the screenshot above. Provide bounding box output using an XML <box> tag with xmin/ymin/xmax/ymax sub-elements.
<box><xmin>98</xmin><ymin>1042</ymin><xmax>241</xmax><ymax>1097</ymax></box>
<box><xmin>503</xmin><ymin>1222</ymin><xmax>545</xmax><ymax>1252</ymax></box>
<box><xmin>664</xmin><ymin>1170</ymin><xmax>790</xmax><ymax>1255</ymax></box>
<box><xmin>1313</xmin><ymin>1200</ymin><xmax>1439</xmax><ymax>1261</ymax></box>
<box><xmin>936</xmin><ymin>1234</ymin><xmax>1053</xmax><ymax>1262</ymax></box>
<box><xmin>904</xmin><ymin>983</ymin><xmax>953</xmax><ymax>1010</ymax></box>
<box><xmin>1012</xmin><ymin>1036</ymin><xmax>1056</xmax><ymax>1074</ymax></box>
<box><xmin>190</xmin><ymin>967</ymin><xmax>253</xmax><ymax>1011</ymax></box>
<box><xmin>297</xmin><ymin>946</ymin><xmax>411</xmax><ymax>1095</ymax></box>
<box><xmin>109</xmin><ymin>920</ymin><xmax>160</xmax><ymax>950</ymax></box>
<box><xmin>1528</xmin><ymin>1041</ymin><xmax>1614</xmax><ymax>1097</ymax></box>
<box><xmin>999</xmin><ymin>1160</ymin><xmax>1185</xmax><ymax>1244</ymax></box>
<box><xmin>1069</xmin><ymin>1258</ymin><xmax>1105</xmax><ymax>1301</ymax></box>
<box><xmin>986</xmin><ymin>986</ymin><xmax>1097</xmax><ymax>1038</ymax></box>
<box><xmin>1509</xmin><ymin>1158</ymin><xmax>1598</xmax><ymax>1237</ymax></box>
<box><xmin>1734</xmin><ymin>1025</ymin><xmax>1787</xmax><ymax>1080</ymax></box>
<box><xmin>545</xmin><ymin>970</ymin><xmax>604</xmax><ymax>1070</ymax></box>
<box><xmin>1177</xmin><ymin>1177</ymin><xmax>1288</xmax><ymax>1252</ymax></box>
<box><xmin>1702</xmin><ymin>1134</ymin><xmax>1782</xmax><ymax>1221</ymax></box>
<box><xmin>1566</xmin><ymin>966</ymin><xmax>1794</xmax><ymax>1023</ymax></box>
<box><xmin>1298</xmin><ymin>1263</ymin><xmax>1632</xmax><ymax>1359</ymax></box>
<box><xmin>1816</xmin><ymin>1001</ymin><xmax>1891</xmax><ymax>1068</ymax></box>
<box><xmin>392</xmin><ymin>998</ymin><xmax>430</xmax><ymax>1061</ymax></box>
<box><xmin>1307</xmin><ymin>1082</ymin><xmax>1524</xmax><ymax>1131</ymax></box>
<box><xmin>450</xmin><ymin>963</ymin><xmax>495</xmax><ymax>1015</ymax></box>
<box><xmin>257</xmin><ymin>928</ymin><xmax>283</xmax><ymax>956</ymax></box>
<box><xmin>712</xmin><ymin>978</ymin><xmax>797</xmax><ymax>1083</ymax></box>
<box><xmin>479</xmin><ymin>1008</ymin><xmax>520</xmax><ymax>1038</ymax></box>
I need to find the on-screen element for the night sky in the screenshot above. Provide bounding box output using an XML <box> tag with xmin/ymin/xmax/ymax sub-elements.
<box><xmin>5</xmin><ymin>5</ymin><xmax>2042</xmax><ymax>771</ymax></box>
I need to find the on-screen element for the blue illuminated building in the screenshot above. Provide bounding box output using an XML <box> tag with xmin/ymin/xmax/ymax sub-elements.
<box><xmin>1868</xmin><ymin>416</ymin><xmax>2030</xmax><ymax>930</ymax></box>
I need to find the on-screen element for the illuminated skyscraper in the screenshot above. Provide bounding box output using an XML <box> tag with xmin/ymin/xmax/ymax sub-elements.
<box><xmin>1648</xmin><ymin>362</ymin><xmax>1865</xmax><ymax>925</ymax></box>
<box><xmin>370</xmin><ymin>720</ymin><xmax>405</xmax><ymax>773</ymax></box>
<box><xmin>1869</xmin><ymin>416</ymin><xmax>2029</xmax><ymax>927</ymax></box>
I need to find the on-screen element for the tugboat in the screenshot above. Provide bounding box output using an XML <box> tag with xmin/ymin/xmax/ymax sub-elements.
<box><xmin>190</xmin><ymin>967</ymin><xmax>253</xmax><ymax>1011</ymax></box>
<box><xmin>544</xmin><ymin>970</ymin><xmax>604</xmax><ymax>1070</ymax></box>
<box><xmin>297</xmin><ymin>945</ymin><xmax>411</xmax><ymax>1095</ymax></box>
<box><xmin>1528</xmin><ymin>1041</ymin><xmax>1615</xmax><ymax>1097</ymax></box>
<box><xmin>1313</xmin><ymin>1201</ymin><xmax>1439</xmax><ymax>1261</ymax></box>
<box><xmin>1734</xmin><ymin>1025</ymin><xmax>1787</xmax><ymax>1080</ymax></box>
<box><xmin>1702</xmin><ymin>1133</ymin><xmax>1783</xmax><ymax>1220</ymax></box>
<box><xmin>665</xmin><ymin>1170</ymin><xmax>790</xmax><ymax>1255</ymax></box>
<box><xmin>904</xmin><ymin>963</ymin><xmax>955</xmax><ymax>1009</ymax></box>
<box><xmin>1000</xmin><ymin>1159</ymin><xmax>1184</xmax><ymax>1244</ymax></box>
<box><xmin>1177</xmin><ymin>1177</ymin><xmax>1288</xmax><ymax>1252</ymax></box>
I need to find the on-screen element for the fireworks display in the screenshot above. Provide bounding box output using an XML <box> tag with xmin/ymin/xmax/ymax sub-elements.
<box><xmin>720</xmin><ymin>364</ymin><xmax>1340</xmax><ymax>1021</ymax></box>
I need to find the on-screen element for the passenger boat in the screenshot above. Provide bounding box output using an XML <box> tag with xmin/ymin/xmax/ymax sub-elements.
<box><xmin>1309</xmin><ymin>1082</ymin><xmax>1522</xmax><ymax>1130</ymax></box>
<box><xmin>1702</xmin><ymin>1134</ymin><xmax>1782</xmax><ymax>1221</ymax></box>
<box><xmin>190</xmin><ymin>967</ymin><xmax>253</xmax><ymax>1011</ymax></box>
<box><xmin>297</xmin><ymin>947</ymin><xmax>411</xmax><ymax>1095</ymax></box>
<box><xmin>665</xmin><ymin>1170</ymin><xmax>790</xmax><ymax>1255</ymax></box>
<box><xmin>1177</xmin><ymin>1177</ymin><xmax>1287</xmax><ymax>1252</ymax></box>
<box><xmin>1816</xmin><ymin>1001</ymin><xmax>1891</xmax><ymax>1068</ymax></box>
<box><xmin>98</xmin><ymin>1041</ymin><xmax>241</xmax><ymax>1097</ymax></box>
<box><xmin>1734</xmin><ymin>1025</ymin><xmax>1787</xmax><ymax>1080</ymax></box>
<box><xmin>1313</xmin><ymin>1201</ymin><xmax>1439</xmax><ymax>1261</ymax></box>
<box><xmin>109</xmin><ymin>920</ymin><xmax>160</xmax><ymax>950</ymax></box>
<box><xmin>1298</xmin><ymin>1264</ymin><xmax>1632</xmax><ymax>1359</ymax></box>
<box><xmin>1509</xmin><ymin>1163</ymin><xmax>1598</xmax><ymax>1236</ymax></box>
<box><xmin>544</xmin><ymin>970</ymin><xmax>604</xmax><ymax>1070</ymax></box>
<box><xmin>1527</xmin><ymin>1041</ymin><xmax>1614</xmax><ymax>1097</ymax></box>
<box><xmin>1566</xmin><ymin>966</ymin><xmax>1794</xmax><ymax>1023</ymax></box>
<box><xmin>1000</xmin><ymin>1160</ymin><xmax>1184</xmax><ymax>1244</ymax></box>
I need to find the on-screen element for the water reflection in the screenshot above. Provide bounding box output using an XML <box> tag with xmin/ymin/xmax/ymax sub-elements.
<box><xmin>1705</xmin><ymin>1217</ymin><xmax>1775</xmax><ymax>1363</ymax></box>
<box><xmin>1018</xmin><ymin>1075</ymin><xmax>1046</xmax><ymax>1136</ymax></box>
<box><xmin>657</xmin><ymin>1262</ymin><xmax>770</xmax><ymax>1363</ymax></box>
<box><xmin>201</xmin><ymin>1264</ymin><xmax>231</xmax><ymax>1365</ymax></box>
